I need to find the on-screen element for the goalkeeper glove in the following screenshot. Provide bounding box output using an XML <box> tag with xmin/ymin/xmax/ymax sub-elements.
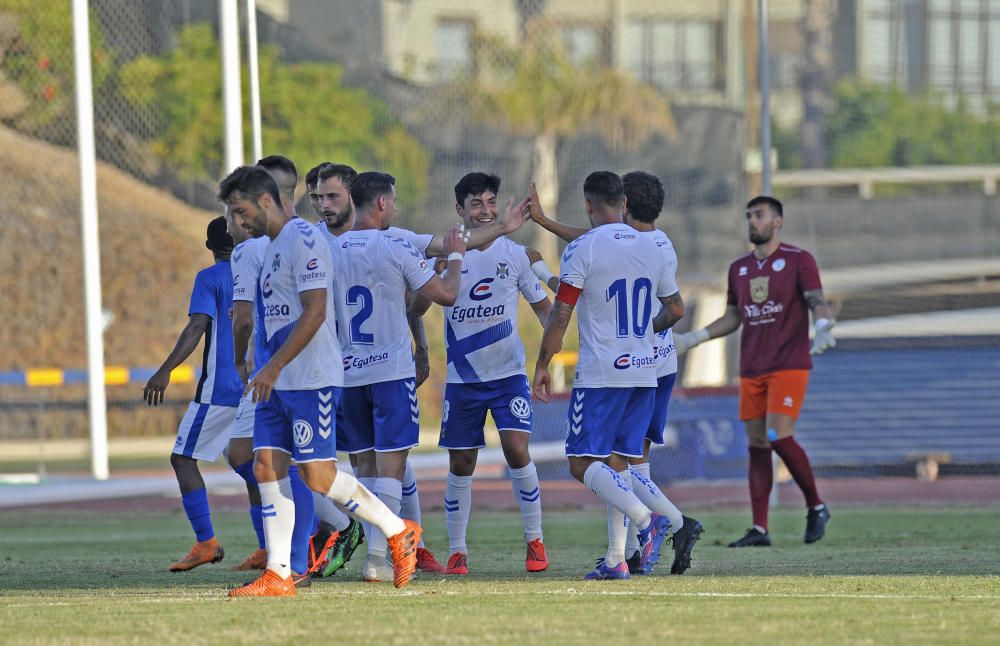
<box><xmin>810</xmin><ymin>318</ymin><xmax>836</xmax><ymax>355</ymax></box>
<box><xmin>673</xmin><ymin>329</ymin><xmax>710</xmax><ymax>356</ymax></box>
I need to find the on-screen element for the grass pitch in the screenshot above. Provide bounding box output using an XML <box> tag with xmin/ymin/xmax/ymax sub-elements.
<box><xmin>1</xmin><ymin>504</ymin><xmax>998</xmax><ymax>644</ymax></box>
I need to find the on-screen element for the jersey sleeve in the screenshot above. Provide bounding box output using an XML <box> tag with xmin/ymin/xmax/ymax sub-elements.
<box><xmin>391</xmin><ymin>238</ymin><xmax>435</xmax><ymax>291</ymax></box>
<box><xmin>515</xmin><ymin>246</ymin><xmax>546</xmax><ymax>304</ymax></box>
<box><xmin>559</xmin><ymin>236</ymin><xmax>588</xmax><ymax>289</ymax></box>
<box><xmin>655</xmin><ymin>242</ymin><xmax>679</xmax><ymax>297</ymax></box>
<box><xmin>389</xmin><ymin>227</ymin><xmax>433</xmax><ymax>257</ymax></box>
<box><xmin>188</xmin><ymin>270</ymin><xmax>217</xmax><ymax>319</ymax></box>
<box><xmin>230</xmin><ymin>244</ymin><xmax>256</xmax><ymax>303</ymax></box>
<box><xmin>726</xmin><ymin>263</ymin><xmax>738</xmax><ymax>306</ymax></box>
<box><xmin>291</xmin><ymin>228</ymin><xmax>331</xmax><ymax>293</ymax></box>
<box><xmin>797</xmin><ymin>250</ymin><xmax>823</xmax><ymax>293</ymax></box>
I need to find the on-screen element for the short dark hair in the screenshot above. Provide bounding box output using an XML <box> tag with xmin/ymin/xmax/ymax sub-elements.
<box><xmin>256</xmin><ymin>155</ymin><xmax>298</xmax><ymax>200</ymax></box>
<box><xmin>747</xmin><ymin>195</ymin><xmax>783</xmax><ymax>216</ymax></box>
<box><xmin>217</xmin><ymin>165</ymin><xmax>283</xmax><ymax>209</ymax></box>
<box><xmin>317</xmin><ymin>163</ymin><xmax>358</xmax><ymax>189</ymax></box>
<box><xmin>206</xmin><ymin>215</ymin><xmax>234</xmax><ymax>253</ymax></box>
<box><xmin>305</xmin><ymin>162</ymin><xmax>330</xmax><ymax>190</ymax></box>
<box><xmin>622</xmin><ymin>171</ymin><xmax>665</xmax><ymax>224</ymax></box>
<box><xmin>454</xmin><ymin>172</ymin><xmax>501</xmax><ymax>206</ymax></box>
<box><xmin>583</xmin><ymin>171</ymin><xmax>624</xmax><ymax>207</ymax></box>
<box><xmin>350</xmin><ymin>171</ymin><xmax>395</xmax><ymax>208</ymax></box>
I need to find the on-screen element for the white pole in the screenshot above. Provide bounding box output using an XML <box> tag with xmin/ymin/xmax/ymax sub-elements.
<box><xmin>220</xmin><ymin>0</ymin><xmax>244</xmax><ymax>172</ymax></box>
<box><xmin>245</xmin><ymin>0</ymin><xmax>263</xmax><ymax>162</ymax></box>
<box><xmin>72</xmin><ymin>0</ymin><xmax>109</xmax><ymax>481</ymax></box>
<box><xmin>758</xmin><ymin>0</ymin><xmax>772</xmax><ymax>194</ymax></box>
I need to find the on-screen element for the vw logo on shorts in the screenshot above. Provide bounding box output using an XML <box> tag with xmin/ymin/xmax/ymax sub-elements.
<box><xmin>293</xmin><ymin>419</ymin><xmax>314</xmax><ymax>448</ymax></box>
<box><xmin>509</xmin><ymin>396</ymin><xmax>531</xmax><ymax>420</ymax></box>
<box><xmin>442</xmin><ymin>400</ymin><xmax>450</xmax><ymax>424</ymax></box>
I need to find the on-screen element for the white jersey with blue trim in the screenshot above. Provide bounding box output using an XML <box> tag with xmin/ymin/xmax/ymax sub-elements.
<box><xmin>648</xmin><ymin>229</ymin><xmax>680</xmax><ymax>378</ymax></box>
<box><xmin>328</xmin><ymin>228</ymin><xmax>435</xmax><ymax>386</ymax></box>
<box><xmin>444</xmin><ymin>237</ymin><xmax>545</xmax><ymax>384</ymax></box>
<box><xmin>384</xmin><ymin>226</ymin><xmax>433</xmax><ymax>257</ymax></box>
<box><xmin>231</xmin><ymin>235</ymin><xmax>270</xmax><ymax>377</ymax></box>
<box><xmin>559</xmin><ymin>223</ymin><xmax>675</xmax><ymax>388</ymax></box>
<box><xmin>259</xmin><ymin>218</ymin><xmax>343</xmax><ymax>390</ymax></box>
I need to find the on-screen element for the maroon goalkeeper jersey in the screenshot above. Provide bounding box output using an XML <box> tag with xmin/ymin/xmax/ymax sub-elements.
<box><xmin>726</xmin><ymin>244</ymin><xmax>822</xmax><ymax>377</ymax></box>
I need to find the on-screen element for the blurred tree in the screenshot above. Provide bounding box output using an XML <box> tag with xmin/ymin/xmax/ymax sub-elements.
<box><xmin>121</xmin><ymin>23</ymin><xmax>429</xmax><ymax>209</ymax></box>
<box><xmin>778</xmin><ymin>79</ymin><xmax>1000</xmax><ymax>170</ymax></box>
<box><xmin>0</xmin><ymin>0</ymin><xmax>114</xmax><ymax>142</ymax></box>
<box><xmin>450</xmin><ymin>24</ymin><xmax>677</xmax><ymax>258</ymax></box>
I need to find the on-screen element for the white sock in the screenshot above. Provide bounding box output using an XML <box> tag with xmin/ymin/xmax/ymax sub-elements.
<box><xmin>401</xmin><ymin>460</ymin><xmax>425</xmax><ymax>547</ymax></box>
<box><xmin>606</xmin><ymin>502</ymin><xmax>628</xmax><ymax>566</ymax></box>
<box><xmin>582</xmin><ymin>462</ymin><xmax>652</xmax><ymax>531</ymax></box>
<box><xmin>259</xmin><ymin>478</ymin><xmax>295</xmax><ymax>578</ymax></box>
<box><xmin>312</xmin><ymin>491</ymin><xmax>350</xmax><ymax>531</ymax></box>
<box><xmin>368</xmin><ymin>477</ymin><xmax>403</xmax><ymax>558</ymax></box>
<box><xmin>445</xmin><ymin>472</ymin><xmax>473</xmax><ymax>555</ymax></box>
<box><xmin>629</xmin><ymin>463</ymin><xmax>683</xmax><ymax>532</ymax></box>
<box><xmin>509</xmin><ymin>462</ymin><xmax>543</xmax><ymax>542</ymax></box>
<box><xmin>358</xmin><ymin>475</ymin><xmax>376</xmax><ymax>555</ymax></box>
<box><xmin>326</xmin><ymin>469</ymin><xmax>405</xmax><ymax>546</ymax></box>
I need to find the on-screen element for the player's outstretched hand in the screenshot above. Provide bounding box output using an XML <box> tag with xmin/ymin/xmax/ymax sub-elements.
<box><xmin>810</xmin><ymin>319</ymin><xmax>836</xmax><ymax>355</ymax></box>
<box><xmin>673</xmin><ymin>330</ymin><xmax>705</xmax><ymax>356</ymax></box>
<box><xmin>528</xmin><ymin>182</ymin><xmax>553</xmax><ymax>228</ymax></box>
<box><xmin>532</xmin><ymin>366</ymin><xmax>551</xmax><ymax>403</ymax></box>
<box><xmin>444</xmin><ymin>224</ymin><xmax>469</xmax><ymax>256</ymax></box>
<box><xmin>499</xmin><ymin>195</ymin><xmax>531</xmax><ymax>235</ymax></box>
<box><xmin>246</xmin><ymin>361</ymin><xmax>279</xmax><ymax>403</ymax></box>
<box><xmin>525</xmin><ymin>247</ymin><xmax>543</xmax><ymax>265</ymax></box>
<box><xmin>142</xmin><ymin>368</ymin><xmax>170</xmax><ymax>406</ymax></box>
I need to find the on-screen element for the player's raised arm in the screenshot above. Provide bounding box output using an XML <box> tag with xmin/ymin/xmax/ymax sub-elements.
<box><xmin>525</xmin><ymin>247</ymin><xmax>560</xmax><ymax>293</ymax></box>
<box><xmin>529</xmin><ymin>182</ymin><xmax>590</xmax><ymax>243</ymax></box>
<box><xmin>143</xmin><ymin>314</ymin><xmax>211</xmax><ymax>406</ymax></box>
<box><xmin>248</xmin><ymin>288</ymin><xmax>326</xmax><ymax>403</ymax></box>
<box><xmin>423</xmin><ymin>195</ymin><xmax>530</xmax><ymax>257</ymax></box>
<box><xmin>415</xmin><ymin>225</ymin><xmax>468</xmax><ymax>305</ymax></box>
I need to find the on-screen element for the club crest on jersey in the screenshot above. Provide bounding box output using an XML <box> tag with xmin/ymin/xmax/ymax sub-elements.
<box><xmin>496</xmin><ymin>262</ymin><xmax>509</xmax><ymax>279</ymax></box>
<box><xmin>469</xmin><ymin>277</ymin><xmax>494</xmax><ymax>301</ymax></box>
<box><xmin>509</xmin><ymin>396</ymin><xmax>531</xmax><ymax>419</ymax></box>
<box><xmin>750</xmin><ymin>276</ymin><xmax>769</xmax><ymax>303</ymax></box>
<box><xmin>293</xmin><ymin>419</ymin><xmax>313</xmax><ymax>448</ymax></box>
<box><xmin>272</xmin><ymin>253</ymin><xmax>281</xmax><ymax>272</ymax></box>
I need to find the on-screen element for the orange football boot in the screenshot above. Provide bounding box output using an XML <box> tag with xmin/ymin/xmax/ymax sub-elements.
<box><xmin>415</xmin><ymin>547</ymin><xmax>446</xmax><ymax>573</ymax></box>
<box><xmin>228</xmin><ymin>569</ymin><xmax>297</xmax><ymax>597</ymax></box>
<box><xmin>525</xmin><ymin>538</ymin><xmax>549</xmax><ymax>572</ymax></box>
<box><xmin>169</xmin><ymin>537</ymin><xmax>224</xmax><ymax>572</ymax></box>
<box><xmin>386</xmin><ymin>520</ymin><xmax>422</xmax><ymax>588</ymax></box>
<box><xmin>230</xmin><ymin>548</ymin><xmax>267</xmax><ymax>572</ymax></box>
<box><xmin>445</xmin><ymin>552</ymin><xmax>469</xmax><ymax>575</ymax></box>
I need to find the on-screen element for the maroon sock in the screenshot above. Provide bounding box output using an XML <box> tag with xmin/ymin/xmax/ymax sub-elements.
<box><xmin>748</xmin><ymin>446</ymin><xmax>773</xmax><ymax>531</ymax></box>
<box><xmin>771</xmin><ymin>436</ymin><xmax>822</xmax><ymax>508</ymax></box>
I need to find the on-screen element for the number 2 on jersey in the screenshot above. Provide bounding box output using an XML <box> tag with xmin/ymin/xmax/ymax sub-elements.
<box><xmin>346</xmin><ymin>285</ymin><xmax>374</xmax><ymax>345</ymax></box>
<box><xmin>606</xmin><ymin>278</ymin><xmax>652</xmax><ymax>338</ymax></box>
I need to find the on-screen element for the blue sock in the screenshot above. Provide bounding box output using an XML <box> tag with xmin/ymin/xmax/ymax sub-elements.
<box><xmin>181</xmin><ymin>488</ymin><xmax>214</xmax><ymax>542</ymax></box>
<box><xmin>233</xmin><ymin>460</ymin><xmax>266</xmax><ymax>549</ymax></box>
<box><xmin>288</xmin><ymin>465</ymin><xmax>314</xmax><ymax>575</ymax></box>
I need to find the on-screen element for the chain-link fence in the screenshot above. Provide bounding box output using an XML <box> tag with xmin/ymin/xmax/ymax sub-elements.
<box><xmin>0</xmin><ymin>0</ymin><xmax>997</xmax><ymax>481</ymax></box>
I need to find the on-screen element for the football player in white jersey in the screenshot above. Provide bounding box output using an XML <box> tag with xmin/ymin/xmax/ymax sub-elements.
<box><xmin>532</xmin><ymin>171</ymin><xmax>686</xmax><ymax>580</ymax></box>
<box><xmin>421</xmin><ymin>172</ymin><xmax>553</xmax><ymax>575</ymax></box>
<box><xmin>312</xmin><ymin>162</ymin><xmax>443</xmax><ymax>573</ymax></box>
<box><xmin>220</xmin><ymin>165</ymin><xmax>422</xmax><ymax>596</ymax></box>
<box><xmin>528</xmin><ymin>171</ymin><xmax>703</xmax><ymax>575</ymax></box>
<box><xmin>331</xmin><ymin>171</ymin><xmax>467</xmax><ymax>583</ymax></box>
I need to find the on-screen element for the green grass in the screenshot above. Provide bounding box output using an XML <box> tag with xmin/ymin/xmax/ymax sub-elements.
<box><xmin>1</xmin><ymin>506</ymin><xmax>998</xmax><ymax>644</ymax></box>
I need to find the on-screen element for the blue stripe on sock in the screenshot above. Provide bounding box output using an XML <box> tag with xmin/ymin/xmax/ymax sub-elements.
<box><xmin>181</xmin><ymin>488</ymin><xmax>214</xmax><ymax>542</ymax></box>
